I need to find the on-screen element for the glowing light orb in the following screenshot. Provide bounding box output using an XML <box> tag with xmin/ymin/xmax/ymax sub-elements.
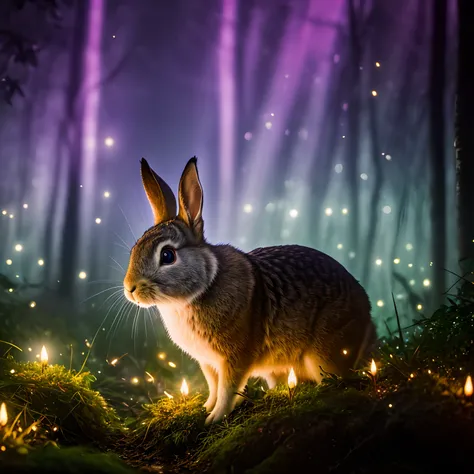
<box><xmin>405</xmin><ymin>243</ymin><xmax>413</xmax><ymax>251</ymax></box>
<box><xmin>78</xmin><ymin>271</ymin><xmax>87</xmax><ymax>280</ymax></box>
<box><xmin>385</xmin><ymin>154</ymin><xmax>392</xmax><ymax>161</ymax></box>
<box><xmin>288</xmin><ymin>368</ymin><xmax>297</xmax><ymax>389</ymax></box>
<box><xmin>289</xmin><ymin>209</ymin><xmax>298</xmax><ymax>218</ymax></box>
<box><xmin>348</xmin><ymin>251</ymin><xmax>356</xmax><ymax>259</ymax></box>
<box><xmin>158</xmin><ymin>352</ymin><xmax>166</xmax><ymax>360</ymax></box>
<box><xmin>1</xmin><ymin>210</ymin><xmax>6</xmax><ymax>215</ymax></box>
<box><xmin>14</xmin><ymin>244</ymin><xmax>23</xmax><ymax>252</ymax></box>
<box><xmin>104</xmin><ymin>136</ymin><xmax>115</xmax><ymax>147</ymax></box>
<box><xmin>342</xmin><ymin>208</ymin><xmax>349</xmax><ymax>215</ymax></box>
<box><xmin>38</xmin><ymin>259</ymin><xmax>44</xmax><ymax>266</ymax></box>
<box><xmin>110</xmin><ymin>358</ymin><xmax>118</xmax><ymax>366</ymax></box>
<box><xmin>375</xmin><ymin>258</ymin><xmax>382</xmax><ymax>266</ymax></box>
<box><xmin>409</xmin><ymin>279</ymin><xmax>415</xmax><ymax>286</ymax></box>
<box><xmin>181</xmin><ymin>378</ymin><xmax>189</xmax><ymax>396</ymax></box>
<box><xmin>334</xmin><ymin>164</ymin><xmax>343</xmax><ymax>173</ymax></box>
<box><xmin>376</xmin><ymin>300</ymin><xmax>384</xmax><ymax>307</ymax></box>
<box><xmin>244</xmin><ymin>132</ymin><xmax>252</xmax><ymax>140</ymax></box>
<box><xmin>103</xmin><ymin>191</ymin><xmax>110</xmax><ymax>198</ymax></box>
<box><xmin>23</xmin><ymin>203</ymin><xmax>28</xmax><ymax>209</ymax></box>
<box><xmin>40</xmin><ymin>346</ymin><xmax>48</xmax><ymax>364</ymax></box>
<box><xmin>371</xmin><ymin>90</ymin><xmax>378</xmax><ymax>97</ymax></box>
<box><xmin>0</xmin><ymin>402</ymin><xmax>7</xmax><ymax>426</ymax></box>
<box><xmin>416</xmin><ymin>304</ymin><xmax>423</xmax><ymax>311</ymax></box>
<box><xmin>168</xmin><ymin>361</ymin><xmax>177</xmax><ymax>368</ymax></box>
<box><xmin>6</xmin><ymin>259</ymin><xmax>12</xmax><ymax>265</ymax></box>
<box><xmin>9</xmin><ymin>214</ymin><xmax>14</xmax><ymax>219</ymax></box>
<box><xmin>243</xmin><ymin>204</ymin><xmax>253</xmax><ymax>213</ymax></box>
<box><xmin>337</xmin><ymin>243</ymin><xmax>343</xmax><ymax>249</ymax></box>
<box><xmin>360</xmin><ymin>173</ymin><xmax>368</xmax><ymax>180</ymax></box>
<box><xmin>408</xmin><ymin>263</ymin><xmax>413</xmax><ymax>268</ymax></box>
<box><xmin>8</xmin><ymin>288</ymin><xmax>13</xmax><ymax>293</ymax></box>
<box><xmin>375</xmin><ymin>62</ymin><xmax>381</xmax><ymax>68</ymax></box>
<box><xmin>95</xmin><ymin>218</ymin><xmax>102</xmax><ymax>224</ymax></box>
<box><xmin>423</xmin><ymin>279</ymin><xmax>431</xmax><ymax>287</ymax></box>
<box><xmin>464</xmin><ymin>376</ymin><xmax>473</xmax><ymax>397</ymax></box>
<box><xmin>29</xmin><ymin>301</ymin><xmax>36</xmax><ymax>308</ymax></box>
<box><xmin>131</xmin><ymin>377</ymin><xmax>139</xmax><ymax>385</ymax></box>
<box><xmin>325</xmin><ymin>207</ymin><xmax>333</xmax><ymax>216</ymax></box>
<box><xmin>265</xmin><ymin>202</ymin><xmax>276</xmax><ymax>212</ymax></box>
<box><xmin>370</xmin><ymin>359</ymin><xmax>377</xmax><ymax>376</ymax></box>
<box><xmin>265</xmin><ymin>121</ymin><xmax>272</xmax><ymax>130</ymax></box>
<box><xmin>382</xmin><ymin>206</ymin><xmax>391</xmax><ymax>214</ymax></box>
<box><xmin>342</xmin><ymin>349</ymin><xmax>348</xmax><ymax>355</ymax></box>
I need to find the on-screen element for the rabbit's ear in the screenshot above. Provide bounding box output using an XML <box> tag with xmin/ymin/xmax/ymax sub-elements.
<box><xmin>140</xmin><ymin>158</ymin><xmax>177</xmax><ymax>225</ymax></box>
<box><xmin>178</xmin><ymin>157</ymin><xmax>204</xmax><ymax>240</ymax></box>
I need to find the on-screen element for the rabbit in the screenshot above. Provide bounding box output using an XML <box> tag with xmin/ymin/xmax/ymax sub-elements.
<box><xmin>124</xmin><ymin>157</ymin><xmax>377</xmax><ymax>425</ymax></box>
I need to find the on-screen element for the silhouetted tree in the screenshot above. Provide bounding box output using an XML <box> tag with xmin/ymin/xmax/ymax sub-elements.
<box><xmin>428</xmin><ymin>0</ymin><xmax>447</xmax><ymax>308</ymax></box>
<box><xmin>455</xmin><ymin>0</ymin><xmax>474</xmax><ymax>274</ymax></box>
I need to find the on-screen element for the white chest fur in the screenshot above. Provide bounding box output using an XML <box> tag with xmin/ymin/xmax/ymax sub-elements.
<box><xmin>156</xmin><ymin>302</ymin><xmax>222</xmax><ymax>368</ymax></box>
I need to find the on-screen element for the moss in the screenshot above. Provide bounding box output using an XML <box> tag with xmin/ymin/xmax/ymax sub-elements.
<box><xmin>0</xmin><ymin>446</ymin><xmax>138</xmax><ymax>474</ymax></box>
<box><xmin>0</xmin><ymin>358</ymin><xmax>123</xmax><ymax>447</ymax></box>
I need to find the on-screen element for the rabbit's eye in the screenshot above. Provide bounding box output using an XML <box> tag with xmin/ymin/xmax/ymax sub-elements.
<box><xmin>160</xmin><ymin>247</ymin><xmax>176</xmax><ymax>265</ymax></box>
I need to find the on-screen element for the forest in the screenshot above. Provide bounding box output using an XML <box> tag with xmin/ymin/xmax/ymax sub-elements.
<box><xmin>1</xmin><ymin>0</ymin><xmax>474</xmax><ymax>473</ymax></box>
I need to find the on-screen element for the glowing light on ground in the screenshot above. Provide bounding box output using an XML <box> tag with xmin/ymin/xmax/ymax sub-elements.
<box><xmin>38</xmin><ymin>259</ymin><xmax>44</xmax><ymax>266</ymax></box>
<box><xmin>0</xmin><ymin>402</ymin><xmax>7</xmax><ymax>426</ymax></box>
<box><xmin>393</xmin><ymin>258</ymin><xmax>400</xmax><ymax>264</ymax></box>
<box><xmin>40</xmin><ymin>346</ymin><xmax>48</xmax><ymax>364</ymax></box>
<box><xmin>465</xmin><ymin>376</ymin><xmax>473</xmax><ymax>397</ymax></box>
<box><xmin>342</xmin><ymin>208</ymin><xmax>348</xmax><ymax>215</ymax></box>
<box><xmin>288</xmin><ymin>368</ymin><xmax>297</xmax><ymax>389</ymax></box>
<box><xmin>382</xmin><ymin>206</ymin><xmax>391</xmax><ymax>214</ymax></box>
<box><xmin>243</xmin><ymin>204</ymin><xmax>253</xmax><ymax>213</ymax></box>
<box><xmin>14</xmin><ymin>244</ymin><xmax>23</xmax><ymax>252</ymax></box>
<box><xmin>376</xmin><ymin>300</ymin><xmax>384</xmax><ymax>307</ymax></box>
<box><xmin>385</xmin><ymin>154</ymin><xmax>392</xmax><ymax>161</ymax></box>
<box><xmin>95</xmin><ymin>218</ymin><xmax>101</xmax><ymax>224</ymax></box>
<box><xmin>423</xmin><ymin>279</ymin><xmax>431</xmax><ymax>287</ymax></box>
<box><xmin>180</xmin><ymin>378</ymin><xmax>189</xmax><ymax>397</ymax></box>
<box><xmin>406</xmin><ymin>243</ymin><xmax>413</xmax><ymax>251</ymax></box>
<box><xmin>375</xmin><ymin>61</ymin><xmax>381</xmax><ymax>67</ymax></box>
<box><xmin>6</xmin><ymin>259</ymin><xmax>12</xmax><ymax>265</ymax></box>
<box><xmin>168</xmin><ymin>361</ymin><xmax>176</xmax><ymax>368</ymax></box>
<box><xmin>29</xmin><ymin>301</ymin><xmax>36</xmax><ymax>308</ymax></box>
<box><xmin>337</xmin><ymin>243</ymin><xmax>343</xmax><ymax>249</ymax></box>
<box><xmin>265</xmin><ymin>121</ymin><xmax>272</xmax><ymax>130</ymax></box>
<box><xmin>325</xmin><ymin>207</ymin><xmax>333</xmax><ymax>216</ymax></box>
<box><xmin>23</xmin><ymin>203</ymin><xmax>28</xmax><ymax>209</ymax></box>
<box><xmin>289</xmin><ymin>209</ymin><xmax>298</xmax><ymax>218</ymax></box>
<box><xmin>416</xmin><ymin>304</ymin><xmax>423</xmax><ymax>311</ymax></box>
<box><xmin>131</xmin><ymin>377</ymin><xmax>139</xmax><ymax>384</ymax></box>
<box><xmin>375</xmin><ymin>258</ymin><xmax>382</xmax><ymax>266</ymax></box>
<box><xmin>334</xmin><ymin>164</ymin><xmax>343</xmax><ymax>173</ymax></box>
<box><xmin>360</xmin><ymin>173</ymin><xmax>368</xmax><ymax>180</ymax></box>
<box><xmin>78</xmin><ymin>271</ymin><xmax>87</xmax><ymax>279</ymax></box>
<box><xmin>371</xmin><ymin>90</ymin><xmax>378</xmax><ymax>96</ymax></box>
<box><xmin>409</xmin><ymin>279</ymin><xmax>415</xmax><ymax>286</ymax></box>
<box><xmin>103</xmin><ymin>191</ymin><xmax>110</xmax><ymax>198</ymax></box>
<box><xmin>370</xmin><ymin>359</ymin><xmax>377</xmax><ymax>376</ymax></box>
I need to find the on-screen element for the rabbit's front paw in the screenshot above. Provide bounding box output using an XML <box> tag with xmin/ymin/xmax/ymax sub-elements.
<box><xmin>205</xmin><ymin>408</ymin><xmax>227</xmax><ymax>426</ymax></box>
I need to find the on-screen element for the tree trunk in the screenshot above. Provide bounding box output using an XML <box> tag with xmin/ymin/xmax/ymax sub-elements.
<box><xmin>428</xmin><ymin>0</ymin><xmax>447</xmax><ymax>309</ymax></box>
<box><xmin>345</xmin><ymin>0</ymin><xmax>361</xmax><ymax>272</ymax></box>
<box><xmin>58</xmin><ymin>1</ymin><xmax>89</xmax><ymax>299</ymax></box>
<box><xmin>455</xmin><ymin>0</ymin><xmax>474</xmax><ymax>274</ymax></box>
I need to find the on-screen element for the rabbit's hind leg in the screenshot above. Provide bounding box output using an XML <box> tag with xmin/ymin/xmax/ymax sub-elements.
<box><xmin>201</xmin><ymin>363</ymin><xmax>218</xmax><ymax>413</ymax></box>
<box><xmin>303</xmin><ymin>352</ymin><xmax>336</xmax><ymax>383</ymax></box>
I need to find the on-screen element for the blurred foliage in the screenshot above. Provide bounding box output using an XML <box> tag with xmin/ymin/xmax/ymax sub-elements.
<box><xmin>0</xmin><ymin>0</ymin><xmax>72</xmax><ymax>103</ymax></box>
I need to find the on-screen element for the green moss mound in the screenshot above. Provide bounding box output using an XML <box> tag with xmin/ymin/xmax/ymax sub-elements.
<box><xmin>0</xmin><ymin>446</ymin><xmax>138</xmax><ymax>474</ymax></box>
<box><xmin>0</xmin><ymin>359</ymin><xmax>123</xmax><ymax>447</ymax></box>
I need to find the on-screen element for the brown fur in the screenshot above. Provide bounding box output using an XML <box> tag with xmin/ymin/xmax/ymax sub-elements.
<box><xmin>124</xmin><ymin>157</ymin><xmax>377</xmax><ymax>424</ymax></box>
